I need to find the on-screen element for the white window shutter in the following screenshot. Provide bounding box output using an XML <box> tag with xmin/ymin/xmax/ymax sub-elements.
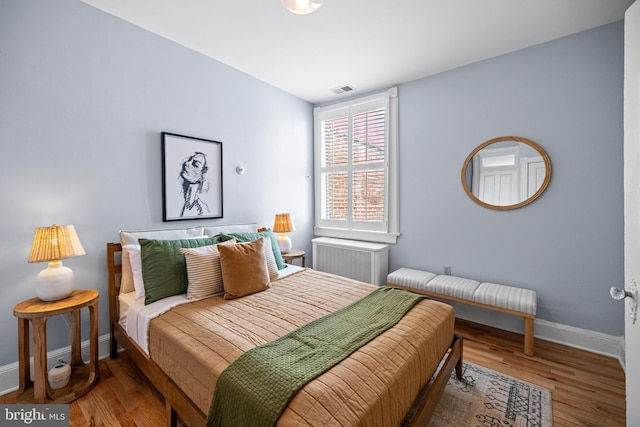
<box><xmin>314</xmin><ymin>88</ymin><xmax>399</xmax><ymax>242</ymax></box>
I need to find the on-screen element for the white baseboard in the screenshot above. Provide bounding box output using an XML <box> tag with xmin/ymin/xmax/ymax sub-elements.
<box><xmin>453</xmin><ymin>303</ymin><xmax>626</xmax><ymax>367</ymax></box>
<box><xmin>0</xmin><ymin>322</ymin><xmax>626</xmax><ymax>396</ymax></box>
<box><xmin>534</xmin><ymin>318</ymin><xmax>625</xmax><ymax>368</ymax></box>
<box><xmin>0</xmin><ymin>333</ymin><xmax>112</xmax><ymax>397</ymax></box>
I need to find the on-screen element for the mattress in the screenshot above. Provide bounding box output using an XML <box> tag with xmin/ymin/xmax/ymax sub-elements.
<box><xmin>148</xmin><ymin>269</ymin><xmax>455</xmax><ymax>426</ymax></box>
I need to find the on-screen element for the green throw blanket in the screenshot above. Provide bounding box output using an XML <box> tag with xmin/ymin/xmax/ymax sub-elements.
<box><xmin>206</xmin><ymin>286</ymin><xmax>424</xmax><ymax>427</ymax></box>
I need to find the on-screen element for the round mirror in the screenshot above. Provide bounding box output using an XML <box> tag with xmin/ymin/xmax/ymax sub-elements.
<box><xmin>461</xmin><ymin>136</ymin><xmax>551</xmax><ymax>210</ymax></box>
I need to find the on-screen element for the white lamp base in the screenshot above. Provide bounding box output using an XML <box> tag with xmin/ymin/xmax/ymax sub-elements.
<box><xmin>277</xmin><ymin>233</ymin><xmax>292</xmax><ymax>254</ymax></box>
<box><xmin>36</xmin><ymin>261</ymin><xmax>74</xmax><ymax>301</ymax></box>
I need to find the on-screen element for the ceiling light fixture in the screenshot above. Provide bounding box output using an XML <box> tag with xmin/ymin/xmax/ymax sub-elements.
<box><xmin>281</xmin><ymin>0</ymin><xmax>323</xmax><ymax>15</ymax></box>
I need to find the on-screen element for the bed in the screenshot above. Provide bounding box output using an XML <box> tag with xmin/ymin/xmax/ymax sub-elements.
<box><xmin>107</xmin><ymin>224</ymin><xmax>462</xmax><ymax>427</ymax></box>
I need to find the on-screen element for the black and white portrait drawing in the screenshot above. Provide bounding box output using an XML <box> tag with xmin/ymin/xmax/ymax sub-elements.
<box><xmin>179</xmin><ymin>151</ymin><xmax>209</xmax><ymax>217</ymax></box>
<box><xmin>162</xmin><ymin>133</ymin><xmax>223</xmax><ymax>221</ymax></box>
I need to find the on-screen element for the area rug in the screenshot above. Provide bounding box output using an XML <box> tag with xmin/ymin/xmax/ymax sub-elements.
<box><xmin>429</xmin><ymin>362</ymin><xmax>553</xmax><ymax>427</ymax></box>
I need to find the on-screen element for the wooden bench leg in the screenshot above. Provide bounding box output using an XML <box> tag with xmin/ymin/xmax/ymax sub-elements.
<box><xmin>524</xmin><ymin>317</ymin><xmax>534</xmax><ymax>356</ymax></box>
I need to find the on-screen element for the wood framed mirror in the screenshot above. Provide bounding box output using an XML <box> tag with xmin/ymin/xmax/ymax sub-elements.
<box><xmin>461</xmin><ymin>136</ymin><xmax>552</xmax><ymax>210</ymax></box>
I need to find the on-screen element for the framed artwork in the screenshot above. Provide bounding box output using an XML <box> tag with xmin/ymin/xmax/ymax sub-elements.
<box><xmin>161</xmin><ymin>132</ymin><xmax>223</xmax><ymax>221</ymax></box>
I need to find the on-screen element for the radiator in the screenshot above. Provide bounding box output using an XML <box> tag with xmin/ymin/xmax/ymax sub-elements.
<box><xmin>312</xmin><ymin>237</ymin><xmax>389</xmax><ymax>286</ymax></box>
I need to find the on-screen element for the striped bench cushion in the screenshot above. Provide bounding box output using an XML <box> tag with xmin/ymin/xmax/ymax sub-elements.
<box><xmin>473</xmin><ymin>282</ymin><xmax>536</xmax><ymax>315</ymax></box>
<box><xmin>386</xmin><ymin>268</ymin><xmax>437</xmax><ymax>291</ymax></box>
<box><xmin>427</xmin><ymin>275</ymin><xmax>480</xmax><ymax>301</ymax></box>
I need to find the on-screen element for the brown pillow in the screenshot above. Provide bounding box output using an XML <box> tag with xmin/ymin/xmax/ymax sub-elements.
<box><xmin>219</xmin><ymin>238</ymin><xmax>271</xmax><ymax>299</ymax></box>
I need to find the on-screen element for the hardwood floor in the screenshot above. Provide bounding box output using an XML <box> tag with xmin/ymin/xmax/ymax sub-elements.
<box><xmin>456</xmin><ymin>319</ymin><xmax>626</xmax><ymax>427</ymax></box>
<box><xmin>0</xmin><ymin>319</ymin><xmax>626</xmax><ymax>426</ymax></box>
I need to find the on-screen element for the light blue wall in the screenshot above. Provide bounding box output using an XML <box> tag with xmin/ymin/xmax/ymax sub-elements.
<box><xmin>0</xmin><ymin>0</ymin><xmax>314</xmax><ymax>366</ymax></box>
<box><xmin>394</xmin><ymin>21</ymin><xmax>624</xmax><ymax>336</ymax></box>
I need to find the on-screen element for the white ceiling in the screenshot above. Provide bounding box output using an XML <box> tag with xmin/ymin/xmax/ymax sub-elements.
<box><xmin>80</xmin><ymin>0</ymin><xmax>633</xmax><ymax>104</ymax></box>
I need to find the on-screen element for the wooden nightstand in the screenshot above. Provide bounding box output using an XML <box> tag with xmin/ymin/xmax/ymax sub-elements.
<box><xmin>13</xmin><ymin>289</ymin><xmax>99</xmax><ymax>404</ymax></box>
<box><xmin>282</xmin><ymin>249</ymin><xmax>305</xmax><ymax>267</ymax></box>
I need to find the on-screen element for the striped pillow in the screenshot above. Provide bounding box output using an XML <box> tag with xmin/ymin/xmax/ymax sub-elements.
<box><xmin>181</xmin><ymin>239</ymin><xmax>237</xmax><ymax>300</ymax></box>
<box><xmin>260</xmin><ymin>237</ymin><xmax>279</xmax><ymax>281</ymax></box>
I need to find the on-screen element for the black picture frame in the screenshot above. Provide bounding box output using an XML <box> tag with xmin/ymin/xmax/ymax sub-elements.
<box><xmin>161</xmin><ymin>132</ymin><xmax>223</xmax><ymax>222</ymax></box>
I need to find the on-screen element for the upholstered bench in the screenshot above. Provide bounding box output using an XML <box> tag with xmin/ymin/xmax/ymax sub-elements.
<box><xmin>387</xmin><ymin>268</ymin><xmax>537</xmax><ymax>356</ymax></box>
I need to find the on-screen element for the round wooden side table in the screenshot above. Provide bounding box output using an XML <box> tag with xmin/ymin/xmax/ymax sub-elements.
<box><xmin>282</xmin><ymin>249</ymin><xmax>305</xmax><ymax>267</ymax></box>
<box><xmin>13</xmin><ymin>289</ymin><xmax>99</xmax><ymax>404</ymax></box>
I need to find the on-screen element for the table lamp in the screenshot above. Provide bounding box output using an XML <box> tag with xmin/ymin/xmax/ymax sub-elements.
<box><xmin>273</xmin><ymin>213</ymin><xmax>295</xmax><ymax>254</ymax></box>
<box><xmin>28</xmin><ymin>224</ymin><xmax>86</xmax><ymax>301</ymax></box>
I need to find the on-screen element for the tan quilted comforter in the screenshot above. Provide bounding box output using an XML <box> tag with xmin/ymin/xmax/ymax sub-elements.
<box><xmin>149</xmin><ymin>269</ymin><xmax>455</xmax><ymax>427</ymax></box>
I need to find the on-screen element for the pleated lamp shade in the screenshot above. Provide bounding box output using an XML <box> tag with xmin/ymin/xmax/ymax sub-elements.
<box><xmin>273</xmin><ymin>214</ymin><xmax>295</xmax><ymax>234</ymax></box>
<box><xmin>29</xmin><ymin>225</ymin><xmax>85</xmax><ymax>262</ymax></box>
<box><xmin>28</xmin><ymin>225</ymin><xmax>85</xmax><ymax>301</ymax></box>
<box><xmin>273</xmin><ymin>214</ymin><xmax>295</xmax><ymax>254</ymax></box>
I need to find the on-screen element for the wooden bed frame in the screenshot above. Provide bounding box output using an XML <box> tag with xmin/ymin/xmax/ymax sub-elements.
<box><xmin>107</xmin><ymin>242</ymin><xmax>463</xmax><ymax>427</ymax></box>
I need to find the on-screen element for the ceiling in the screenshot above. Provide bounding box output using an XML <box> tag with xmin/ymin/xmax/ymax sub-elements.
<box><xmin>79</xmin><ymin>0</ymin><xmax>634</xmax><ymax>104</ymax></box>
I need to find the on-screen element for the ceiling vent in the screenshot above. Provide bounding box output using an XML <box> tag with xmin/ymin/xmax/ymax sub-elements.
<box><xmin>332</xmin><ymin>84</ymin><xmax>355</xmax><ymax>95</ymax></box>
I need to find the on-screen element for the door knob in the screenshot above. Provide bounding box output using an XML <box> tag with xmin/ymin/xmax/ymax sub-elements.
<box><xmin>610</xmin><ymin>286</ymin><xmax>635</xmax><ymax>300</ymax></box>
<box><xmin>610</xmin><ymin>281</ymin><xmax>638</xmax><ymax>324</ymax></box>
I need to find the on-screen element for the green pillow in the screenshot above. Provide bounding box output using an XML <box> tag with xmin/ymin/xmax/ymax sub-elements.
<box><xmin>140</xmin><ymin>236</ymin><xmax>230</xmax><ymax>305</ymax></box>
<box><xmin>220</xmin><ymin>230</ymin><xmax>286</xmax><ymax>270</ymax></box>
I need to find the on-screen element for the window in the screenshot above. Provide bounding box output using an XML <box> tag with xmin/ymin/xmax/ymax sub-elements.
<box><xmin>314</xmin><ymin>87</ymin><xmax>399</xmax><ymax>244</ymax></box>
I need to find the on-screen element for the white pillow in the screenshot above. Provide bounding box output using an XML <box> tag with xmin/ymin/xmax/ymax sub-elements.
<box><xmin>122</xmin><ymin>244</ymin><xmax>144</xmax><ymax>300</ymax></box>
<box><xmin>202</xmin><ymin>223</ymin><xmax>257</xmax><ymax>237</ymax></box>
<box><xmin>181</xmin><ymin>239</ymin><xmax>236</xmax><ymax>300</ymax></box>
